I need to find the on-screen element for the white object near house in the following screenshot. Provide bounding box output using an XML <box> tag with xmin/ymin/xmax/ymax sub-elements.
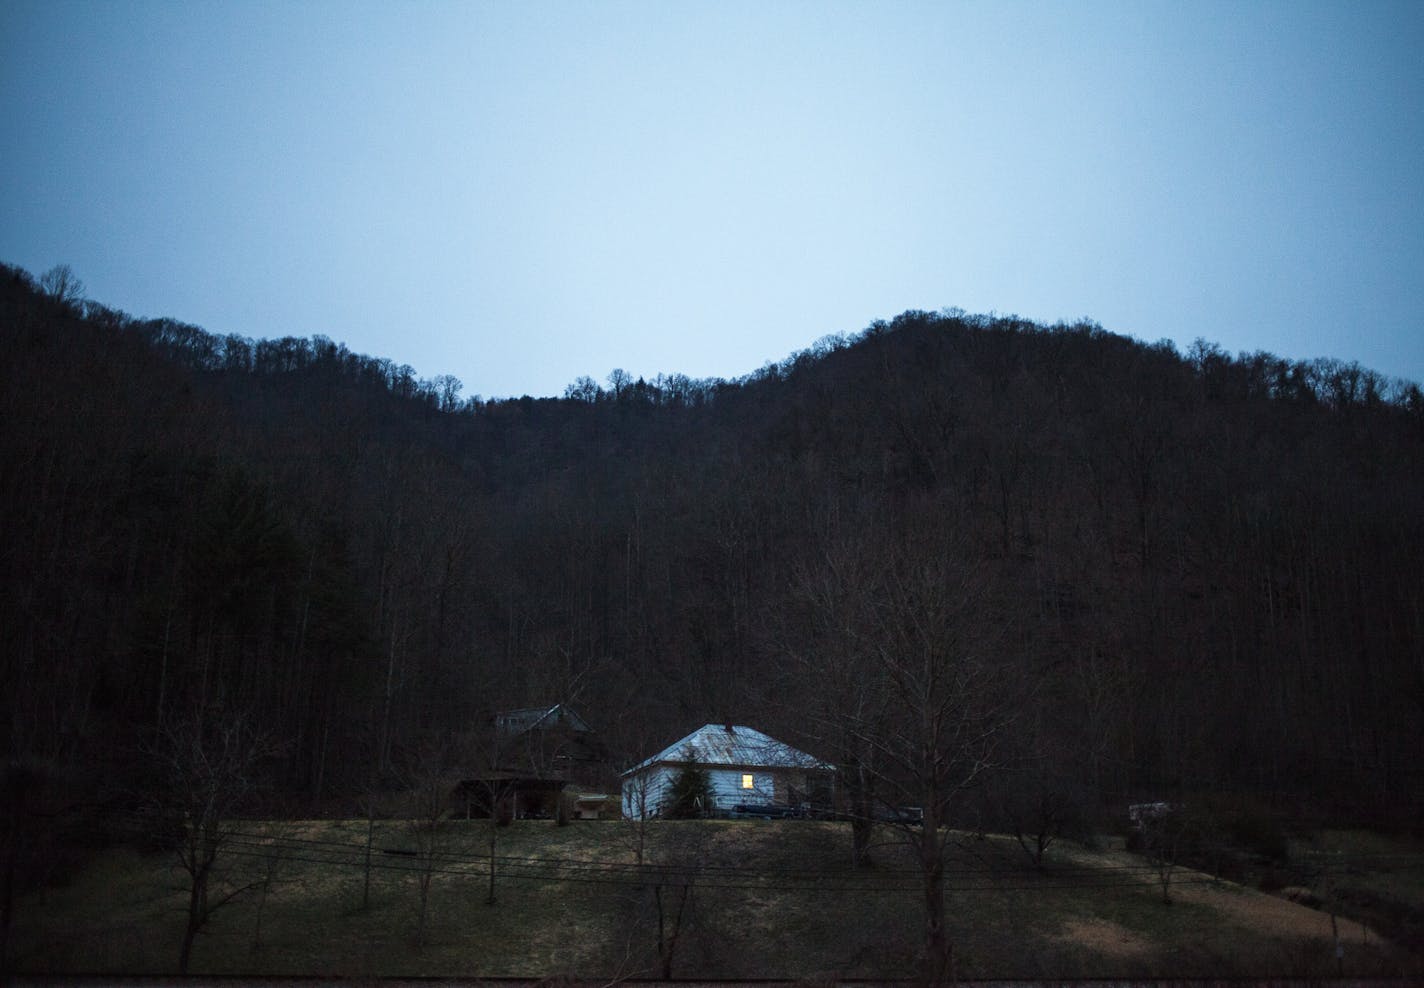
<box><xmin>620</xmin><ymin>723</ymin><xmax>833</xmax><ymax>819</ymax></box>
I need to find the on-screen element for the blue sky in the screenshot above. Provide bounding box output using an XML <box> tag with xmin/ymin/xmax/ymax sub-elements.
<box><xmin>3</xmin><ymin>1</ymin><xmax>1421</xmax><ymax>398</ymax></box>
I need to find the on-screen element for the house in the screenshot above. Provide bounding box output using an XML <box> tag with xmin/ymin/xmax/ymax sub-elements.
<box><xmin>454</xmin><ymin>703</ymin><xmax>613</xmax><ymax>819</ymax></box>
<box><xmin>621</xmin><ymin>723</ymin><xmax>834</xmax><ymax>820</ymax></box>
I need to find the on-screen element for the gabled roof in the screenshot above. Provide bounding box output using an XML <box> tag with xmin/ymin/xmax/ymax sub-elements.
<box><xmin>496</xmin><ymin>703</ymin><xmax>591</xmax><ymax>737</ymax></box>
<box><xmin>623</xmin><ymin>724</ymin><xmax>831</xmax><ymax>776</ymax></box>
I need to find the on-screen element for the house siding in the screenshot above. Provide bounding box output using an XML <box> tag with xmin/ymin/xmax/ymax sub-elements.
<box><xmin>620</xmin><ymin>724</ymin><xmax>835</xmax><ymax>820</ymax></box>
<box><xmin>622</xmin><ymin>764</ymin><xmax>677</xmax><ymax>819</ymax></box>
<box><xmin>707</xmin><ymin>767</ymin><xmax>774</xmax><ymax>809</ymax></box>
<box><xmin>622</xmin><ymin>765</ymin><xmax>792</xmax><ymax>818</ymax></box>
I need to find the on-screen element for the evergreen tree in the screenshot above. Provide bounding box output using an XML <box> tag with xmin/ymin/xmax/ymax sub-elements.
<box><xmin>666</xmin><ymin>748</ymin><xmax>712</xmax><ymax>819</ymax></box>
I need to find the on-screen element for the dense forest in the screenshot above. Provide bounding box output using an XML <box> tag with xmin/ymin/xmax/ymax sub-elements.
<box><xmin>3</xmin><ymin>260</ymin><xmax>1422</xmax><ymax>837</ymax></box>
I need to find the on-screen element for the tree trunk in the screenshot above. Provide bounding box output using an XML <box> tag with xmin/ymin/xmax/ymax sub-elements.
<box><xmin>486</xmin><ymin>813</ymin><xmax>498</xmax><ymax>906</ymax></box>
<box><xmin>179</xmin><ymin>873</ymin><xmax>205</xmax><ymax>974</ymax></box>
<box><xmin>361</xmin><ymin>808</ymin><xmax>374</xmax><ymax>911</ymax></box>
<box><xmin>416</xmin><ymin>871</ymin><xmax>432</xmax><ymax>946</ymax></box>
<box><xmin>851</xmin><ymin>812</ymin><xmax>873</xmax><ymax>868</ymax></box>
<box><xmin>920</xmin><ymin>838</ymin><xmax>952</xmax><ymax>986</ymax></box>
<box><xmin>654</xmin><ymin>880</ymin><xmax>691</xmax><ymax>979</ymax></box>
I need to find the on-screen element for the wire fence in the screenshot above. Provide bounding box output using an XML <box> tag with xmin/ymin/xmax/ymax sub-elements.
<box><xmin>66</xmin><ymin>813</ymin><xmax>1424</xmax><ymax>898</ymax></box>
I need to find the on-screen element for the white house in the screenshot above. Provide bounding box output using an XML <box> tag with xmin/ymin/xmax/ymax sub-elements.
<box><xmin>620</xmin><ymin>723</ymin><xmax>833</xmax><ymax>819</ymax></box>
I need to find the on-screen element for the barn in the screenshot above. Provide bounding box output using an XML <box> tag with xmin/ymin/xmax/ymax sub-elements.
<box><xmin>453</xmin><ymin>703</ymin><xmax>614</xmax><ymax>820</ymax></box>
<box><xmin>621</xmin><ymin>723</ymin><xmax>834</xmax><ymax>819</ymax></box>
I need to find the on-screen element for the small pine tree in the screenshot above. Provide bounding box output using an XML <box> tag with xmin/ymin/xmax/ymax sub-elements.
<box><xmin>666</xmin><ymin>748</ymin><xmax>712</xmax><ymax>819</ymax></box>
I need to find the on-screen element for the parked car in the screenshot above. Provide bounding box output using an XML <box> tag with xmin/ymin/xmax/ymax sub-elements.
<box><xmin>727</xmin><ymin>802</ymin><xmax>802</xmax><ymax>819</ymax></box>
<box><xmin>873</xmin><ymin>804</ymin><xmax>924</xmax><ymax>826</ymax></box>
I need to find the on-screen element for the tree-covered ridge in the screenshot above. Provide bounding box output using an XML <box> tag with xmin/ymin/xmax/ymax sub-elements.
<box><xmin>2</xmin><ymin>260</ymin><xmax>1421</xmax><ymax>834</ymax></box>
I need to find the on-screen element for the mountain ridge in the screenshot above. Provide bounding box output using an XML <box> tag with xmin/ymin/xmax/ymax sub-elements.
<box><xmin>2</xmin><ymin>260</ymin><xmax>1421</xmax><ymax>834</ymax></box>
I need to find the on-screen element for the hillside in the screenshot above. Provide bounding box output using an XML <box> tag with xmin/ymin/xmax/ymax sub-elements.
<box><xmin>11</xmin><ymin>819</ymin><xmax>1422</xmax><ymax>979</ymax></box>
<box><xmin>3</xmin><ymin>259</ymin><xmax>1423</xmax><ymax>880</ymax></box>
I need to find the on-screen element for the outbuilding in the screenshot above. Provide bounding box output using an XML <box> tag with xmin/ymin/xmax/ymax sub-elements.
<box><xmin>620</xmin><ymin>723</ymin><xmax>833</xmax><ymax>819</ymax></box>
<box><xmin>453</xmin><ymin>702</ymin><xmax>614</xmax><ymax>820</ymax></box>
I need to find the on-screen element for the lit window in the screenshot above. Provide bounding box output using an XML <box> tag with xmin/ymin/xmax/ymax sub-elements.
<box><xmin>741</xmin><ymin>774</ymin><xmax>755</xmax><ymax>789</ymax></box>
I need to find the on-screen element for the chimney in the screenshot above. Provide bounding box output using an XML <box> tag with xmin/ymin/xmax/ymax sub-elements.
<box><xmin>724</xmin><ymin>723</ymin><xmax>735</xmax><ymax>734</ymax></box>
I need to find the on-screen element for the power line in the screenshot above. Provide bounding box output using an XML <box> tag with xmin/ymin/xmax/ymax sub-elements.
<box><xmin>73</xmin><ymin>815</ymin><xmax>1424</xmax><ymax>898</ymax></box>
<box><xmin>82</xmin><ymin>817</ymin><xmax>1173</xmax><ymax>881</ymax></box>
<box><xmin>207</xmin><ymin>841</ymin><xmax>1239</xmax><ymax>895</ymax></box>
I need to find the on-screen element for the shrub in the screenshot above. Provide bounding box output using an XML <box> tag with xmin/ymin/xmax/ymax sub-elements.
<box><xmin>666</xmin><ymin>749</ymin><xmax>712</xmax><ymax>819</ymax></box>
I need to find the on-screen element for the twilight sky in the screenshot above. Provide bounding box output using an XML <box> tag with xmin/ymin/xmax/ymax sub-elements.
<box><xmin>3</xmin><ymin>1</ymin><xmax>1422</xmax><ymax>398</ymax></box>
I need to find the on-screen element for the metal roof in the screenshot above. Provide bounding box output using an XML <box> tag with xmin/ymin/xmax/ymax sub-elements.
<box><xmin>495</xmin><ymin>703</ymin><xmax>590</xmax><ymax>737</ymax></box>
<box><xmin>622</xmin><ymin>724</ymin><xmax>832</xmax><ymax>776</ymax></box>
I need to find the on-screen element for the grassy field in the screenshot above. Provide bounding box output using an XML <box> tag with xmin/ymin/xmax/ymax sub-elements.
<box><xmin>1285</xmin><ymin>828</ymin><xmax>1424</xmax><ymax>956</ymax></box>
<box><xmin>10</xmin><ymin>818</ymin><xmax>1422</xmax><ymax>980</ymax></box>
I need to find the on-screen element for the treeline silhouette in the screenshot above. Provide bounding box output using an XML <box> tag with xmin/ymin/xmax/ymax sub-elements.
<box><xmin>2</xmin><ymin>261</ymin><xmax>1421</xmax><ymax>832</ymax></box>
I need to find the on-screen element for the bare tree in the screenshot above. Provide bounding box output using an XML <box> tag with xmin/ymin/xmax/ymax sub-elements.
<box><xmin>618</xmin><ymin>821</ymin><xmax>715</xmax><ymax>979</ymax></box>
<box><xmin>871</xmin><ymin>548</ymin><xmax>1016</xmax><ymax>984</ymax></box>
<box><xmin>403</xmin><ymin>746</ymin><xmax>451</xmax><ymax>947</ymax></box>
<box><xmin>154</xmin><ymin>712</ymin><xmax>268</xmax><ymax>974</ymax></box>
<box><xmin>651</xmin><ymin>857</ymin><xmax>695</xmax><ymax>977</ymax></box>
<box><xmin>1132</xmin><ymin>802</ymin><xmax>1190</xmax><ymax>905</ymax></box>
<box><xmin>779</xmin><ymin>522</ymin><xmax>892</xmax><ymax>868</ymax></box>
<box><xmin>358</xmin><ymin>778</ymin><xmax>381</xmax><ymax>912</ymax></box>
<box><xmin>39</xmin><ymin>264</ymin><xmax>84</xmax><ymax>309</ymax></box>
<box><xmin>616</xmin><ymin>733</ymin><xmax>661</xmax><ymax>866</ymax></box>
<box><xmin>790</xmin><ymin>521</ymin><xmax>1019</xmax><ymax>985</ymax></box>
<box><xmin>1001</xmin><ymin>769</ymin><xmax>1085</xmax><ymax>870</ymax></box>
<box><xmin>248</xmin><ymin>819</ymin><xmax>296</xmax><ymax>956</ymax></box>
<box><xmin>449</xmin><ymin>718</ymin><xmax>516</xmax><ymax>907</ymax></box>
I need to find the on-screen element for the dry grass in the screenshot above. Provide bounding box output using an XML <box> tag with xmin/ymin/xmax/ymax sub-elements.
<box><xmin>1053</xmin><ymin>917</ymin><xmax>1154</xmax><ymax>959</ymax></box>
<box><xmin>1285</xmin><ymin>828</ymin><xmax>1424</xmax><ymax>957</ymax></box>
<box><xmin>10</xmin><ymin>819</ymin><xmax>1421</xmax><ymax>980</ymax></box>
